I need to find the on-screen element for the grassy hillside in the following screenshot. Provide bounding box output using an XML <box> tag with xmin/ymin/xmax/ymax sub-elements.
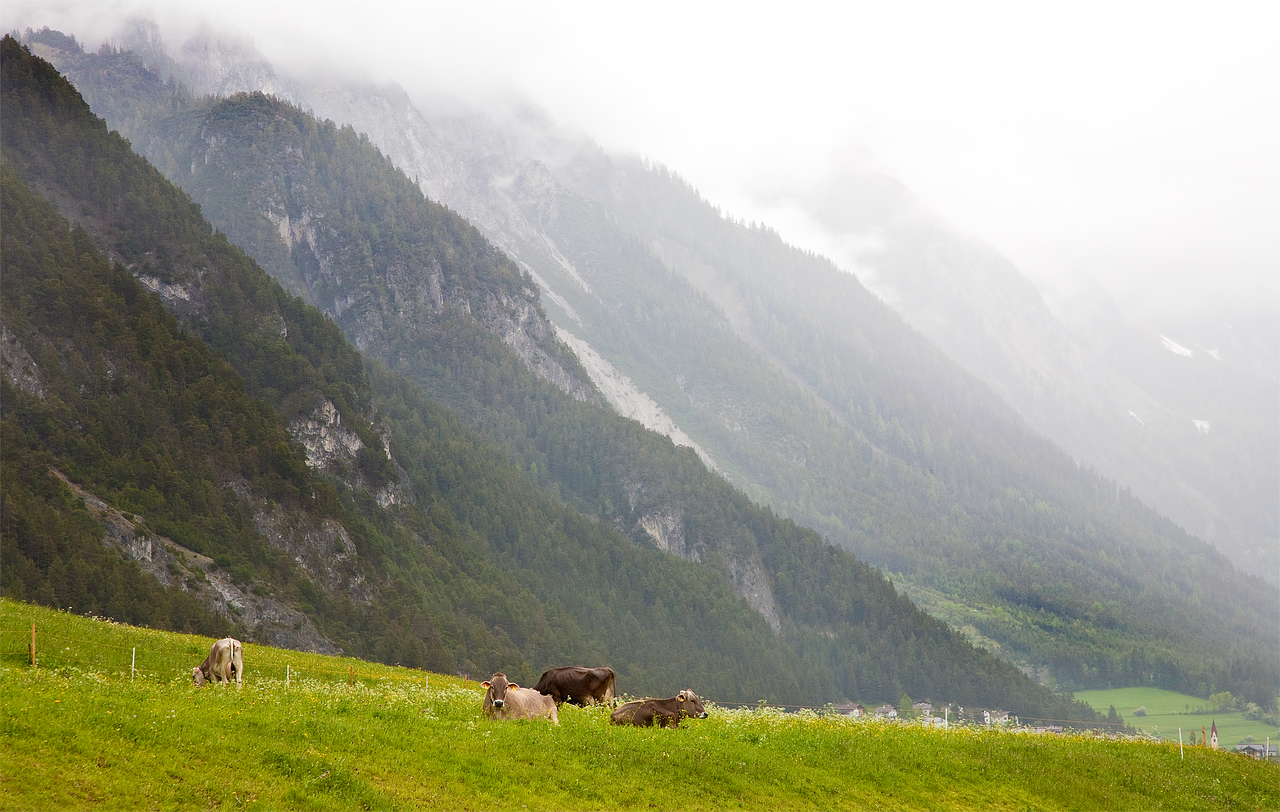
<box><xmin>3</xmin><ymin>599</ymin><xmax>1277</xmax><ymax>811</ymax></box>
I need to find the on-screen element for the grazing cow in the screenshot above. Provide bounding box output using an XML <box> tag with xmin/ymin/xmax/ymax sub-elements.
<box><xmin>610</xmin><ymin>690</ymin><xmax>708</xmax><ymax>728</ymax></box>
<box><xmin>533</xmin><ymin>666</ymin><xmax>617</xmax><ymax>707</ymax></box>
<box><xmin>193</xmin><ymin>638</ymin><xmax>243</xmax><ymax>687</ymax></box>
<box><xmin>482</xmin><ymin>673</ymin><xmax>559</xmax><ymax>724</ymax></box>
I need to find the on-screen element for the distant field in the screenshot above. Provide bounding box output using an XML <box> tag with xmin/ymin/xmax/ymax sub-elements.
<box><xmin>1076</xmin><ymin>688</ymin><xmax>1280</xmax><ymax>746</ymax></box>
<box><xmin>1077</xmin><ymin>687</ymin><xmax>1219</xmax><ymax>716</ymax></box>
<box><xmin>3</xmin><ymin>599</ymin><xmax>1277</xmax><ymax>811</ymax></box>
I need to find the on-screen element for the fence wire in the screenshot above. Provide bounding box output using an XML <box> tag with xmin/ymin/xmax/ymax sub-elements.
<box><xmin>0</xmin><ymin>624</ymin><xmax>439</xmax><ymax>687</ymax></box>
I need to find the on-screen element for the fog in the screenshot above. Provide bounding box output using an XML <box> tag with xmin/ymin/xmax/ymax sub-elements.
<box><xmin>7</xmin><ymin>0</ymin><xmax>1278</xmax><ymax>323</ymax></box>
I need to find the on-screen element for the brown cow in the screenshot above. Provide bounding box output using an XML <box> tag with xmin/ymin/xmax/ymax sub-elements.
<box><xmin>533</xmin><ymin>666</ymin><xmax>617</xmax><ymax>707</ymax></box>
<box><xmin>193</xmin><ymin>637</ymin><xmax>243</xmax><ymax>687</ymax></box>
<box><xmin>610</xmin><ymin>689</ymin><xmax>708</xmax><ymax>728</ymax></box>
<box><xmin>482</xmin><ymin>673</ymin><xmax>559</xmax><ymax>724</ymax></box>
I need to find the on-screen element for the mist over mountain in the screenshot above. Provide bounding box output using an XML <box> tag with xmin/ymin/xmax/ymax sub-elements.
<box><xmin>17</xmin><ymin>21</ymin><xmax>1277</xmax><ymax>714</ymax></box>
<box><xmin>769</xmin><ymin>170</ymin><xmax>1278</xmax><ymax>583</ymax></box>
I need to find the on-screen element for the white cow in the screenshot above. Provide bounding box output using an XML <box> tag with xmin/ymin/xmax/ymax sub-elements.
<box><xmin>193</xmin><ymin>637</ymin><xmax>243</xmax><ymax>687</ymax></box>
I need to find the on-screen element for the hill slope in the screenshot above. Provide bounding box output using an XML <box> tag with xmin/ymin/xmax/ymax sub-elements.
<box><xmin>4</xmin><ymin>599</ymin><xmax>1277</xmax><ymax>812</ymax></box>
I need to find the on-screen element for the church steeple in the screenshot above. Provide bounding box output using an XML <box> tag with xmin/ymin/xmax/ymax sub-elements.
<box><xmin>1210</xmin><ymin>719</ymin><xmax>1219</xmax><ymax>750</ymax></box>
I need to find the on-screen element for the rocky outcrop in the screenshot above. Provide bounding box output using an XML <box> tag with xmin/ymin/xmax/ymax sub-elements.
<box><xmin>0</xmin><ymin>326</ymin><xmax>46</xmax><ymax>400</ymax></box>
<box><xmin>633</xmin><ymin>505</ymin><xmax>781</xmax><ymax>633</ymax></box>
<box><xmin>248</xmin><ymin>498</ymin><xmax>374</xmax><ymax>605</ymax></box>
<box><xmin>51</xmin><ymin>469</ymin><xmax>340</xmax><ymax>653</ymax></box>
<box><xmin>290</xmin><ymin>399</ymin><xmax>364</xmax><ymax>471</ymax></box>
<box><xmin>485</xmin><ymin>292</ymin><xmax>598</xmax><ymax>404</ymax></box>
<box><xmin>723</xmin><ymin>553</ymin><xmax>782</xmax><ymax>634</ymax></box>
<box><xmin>636</xmin><ymin>508</ymin><xmax>688</xmax><ymax>558</ymax></box>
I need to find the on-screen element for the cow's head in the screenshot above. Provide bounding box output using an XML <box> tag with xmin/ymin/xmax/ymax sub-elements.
<box><xmin>482</xmin><ymin>673</ymin><xmax>519</xmax><ymax>711</ymax></box>
<box><xmin>677</xmin><ymin>690</ymin><xmax>708</xmax><ymax>719</ymax></box>
<box><xmin>192</xmin><ymin>666</ymin><xmax>207</xmax><ymax>687</ymax></box>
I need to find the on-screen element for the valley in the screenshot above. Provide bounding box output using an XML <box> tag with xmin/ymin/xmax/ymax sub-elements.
<box><xmin>1</xmin><ymin>21</ymin><xmax>1276</xmax><ymax>724</ymax></box>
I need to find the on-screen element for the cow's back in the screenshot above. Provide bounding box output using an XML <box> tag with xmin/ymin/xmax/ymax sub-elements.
<box><xmin>610</xmin><ymin>700</ymin><xmax>638</xmax><ymax>725</ymax></box>
<box><xmin>198</xmin><ymin>638</ymin><xmax>243</xmax><ymax>686</ymax></box>
<box><xmin>535</xmin><ymin>666</ymin><xmax>616</xmax><ymax>706</ymax></box>
<box><xmin>610</xmin><ymin>699</ymin><xmax>659</xmax><ymax>727</ymax></box>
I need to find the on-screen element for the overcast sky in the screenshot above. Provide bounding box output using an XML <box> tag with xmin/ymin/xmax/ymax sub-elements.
<box><xmin>7</xmin><ymin>0</ymin><xmax>1278</xmax><ymax>322</ymax></box>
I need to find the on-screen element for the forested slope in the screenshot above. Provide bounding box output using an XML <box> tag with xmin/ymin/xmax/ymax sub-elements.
<box><xmin>506</xmin><ymin>148</ymin><xmax>1280</xmax><ymax>705</ymax></box>
<box><xmin>0</xmin><ymin>35</ymin><xmax>1102</xmax><ymax>717</ymax></box>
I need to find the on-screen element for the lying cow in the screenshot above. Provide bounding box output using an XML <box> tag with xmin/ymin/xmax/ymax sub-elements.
<box><xmin>482</xmin><ymin>672</ymin><xmax>559</xmax><ymax>725</ymax></box>
<box><xmin>610</xmin><ymin>689</ymin><xmax>708</xmax><ymax>728</ymax></box>
<box><xmin>193</xmin><ymin>637</ymin><xmax>243</xmax><ymax>687</ymax></box>
<box><xmin>534</xmin><ymin>666</ymin><xmax>617</xmax><ymax>707</ymax></box>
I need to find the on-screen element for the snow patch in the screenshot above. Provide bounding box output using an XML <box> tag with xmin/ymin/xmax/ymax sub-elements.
<box><xmin>1128</xmin><ymin>409</ymin><xmax>1147</xmax><ymax>427</ymax></box>
<box><xmin>1192</xmin><ymin>419</ymin><xmax>1211</xmax><ymax>434</ymax></box>
<box><xmin>1159</xmin><ymin>334</ymin><xmax>1194</xmax><ymax>357</ymax></box>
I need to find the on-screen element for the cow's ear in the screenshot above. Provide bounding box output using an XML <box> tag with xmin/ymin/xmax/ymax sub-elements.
<box><xmin>678</xmin><ymin>693</ymin><xmax>686</xmax><ymax>701</ymax></box>
<box><xmin>482</xmin><ymin>682</ymin><xmax>491</xmax><ymax>689</ymax></box>
<box><xmin>510</xmin><ymin>682</ymin><xmax>520</xmax><ymax>689</ymax></box>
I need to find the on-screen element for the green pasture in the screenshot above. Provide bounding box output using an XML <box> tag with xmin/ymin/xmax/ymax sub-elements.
<box><xmin>3</xmin><ymin>599</ymin><xmax>1277</xmax><ymax>811</ymax></box>
<box><xmin>1077</xmin><ymin>687</ymin><xmax>1280</xmax><ymax>746</ymax></box>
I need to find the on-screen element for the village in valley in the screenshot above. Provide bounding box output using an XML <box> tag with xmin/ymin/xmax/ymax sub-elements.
<box><xmin>832</xmin><ymin>699</ymin><xmax>1277</xmax><ymax>760</ymax></box>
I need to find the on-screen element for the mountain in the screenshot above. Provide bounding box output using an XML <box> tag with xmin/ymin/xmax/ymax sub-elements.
<box><xmin>22</xmin><ymin>23</ymin><xmax>1277</xmax><ymax>711</ymax></box>
<box><xmin>1</xmin><ymin>34</ymin><xmax>1112</xmax><ymax>717</ymax></box>
<box><xmin>795</xmin><ymin>169</ymin><xmax>1278</xmax><ymax>583</ymax></box>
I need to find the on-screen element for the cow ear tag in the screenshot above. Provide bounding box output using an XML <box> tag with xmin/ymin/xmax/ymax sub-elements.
<box><xmin>678</xmin><ymin>694</ymin><xmax>685</xmax><ymax>701</ymax></box>
<box><xmin>482</xmin><ymin>682</ymin><xmax>492</xmax><ymax>689</ymax></box>
<box><xmin>510</xmin><ymin>683</ymin><xmax>520</xmax><ymax>689</ymax></box>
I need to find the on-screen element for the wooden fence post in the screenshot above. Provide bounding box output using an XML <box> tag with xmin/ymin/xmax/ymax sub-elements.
<box><xmin>349</xmin><ymin>665</ymin><xmax>354</xmax><ymax>687</ymax></box>
<box><xmin>29</xmin><ymin>623</ymin><xmax>35</xmax><ymax>667</ymax></box>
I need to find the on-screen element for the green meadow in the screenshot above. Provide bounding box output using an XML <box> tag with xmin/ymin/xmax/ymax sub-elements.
<box><xmin>1077</xmin><ymin>687</ymin><xmax>1280</xmax><ymax>747</ymax></box>
<box><xmin>2</xmin><ymin>599</ymin><xmax>1277</xmax><ymax>811</ymax></box>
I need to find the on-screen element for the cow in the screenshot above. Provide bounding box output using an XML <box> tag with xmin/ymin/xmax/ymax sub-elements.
<box><xmin>609</xmin><ymin>689</ymin><xmax>708</xmax><ymax>728</ymax></box>
<box><xmin>533</xmin><ymin>666</ymin><xmax>617</xmax><ymax>707</ymax></box>
<box><xmin>193</xmin><ymin>637</ymin><xmax>243</xmax><ymax>687</ymax></box>
<box><xmin>481</xmin><ymin>673</ymin><xmax>559</xmax><ymax>724</ymax></box>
